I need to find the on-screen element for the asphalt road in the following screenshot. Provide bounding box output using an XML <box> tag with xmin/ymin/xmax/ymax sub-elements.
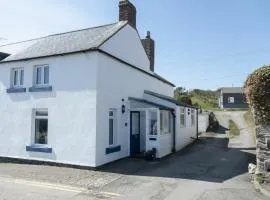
<box><xmin>0</xmin><ymin>177</ymin><xmax>87</xmax><ymax>200</ymax></box>
<box><xmin>0</xmin><ymin>111</ymin><xmax>268</xmax><ymax>200</ymax></box>
<box><xmin>0</xmin><ymin>176</ymin><xmax>121</xmax><ymax>200</ymax></box>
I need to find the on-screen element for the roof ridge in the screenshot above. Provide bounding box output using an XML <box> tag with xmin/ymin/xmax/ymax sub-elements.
<box><xmin>47</xmin><ymin>21</ymin><xmax>120</xmax><ymax>37</ymax></box>
<box><xmin>0</xmin><ymin>21</ymin><xmax>121</xmax><ymax>48</ymax></box>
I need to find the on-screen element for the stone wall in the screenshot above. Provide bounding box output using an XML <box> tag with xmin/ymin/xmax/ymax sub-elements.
<box><xmin>255</xmin><ymin>124</ymin><xmax>270</xmax><ymax>183</ymax></box>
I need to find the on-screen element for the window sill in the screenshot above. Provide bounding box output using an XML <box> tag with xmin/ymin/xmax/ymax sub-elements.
<box><xmin>26</xmin><ymin>145</ymin><xmax>52</xmax><ymax>153</ymax></box>
<box><xmin>105</xmin><ymin>145</ymin><xmax>121</xmax><ymax>154</ymax></box>
<box><xmin>6</xmin><ymin>87</ymin><xmax>26</xmax><ymax>93</ymax></box>
<box><xmin>29</xmin><ymin>86</ymin><xmax>52</xmax><ymax>92</ymax></box>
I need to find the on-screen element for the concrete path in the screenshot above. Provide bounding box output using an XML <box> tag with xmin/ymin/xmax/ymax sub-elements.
<box><xmin>214</xmin><ymin>111</ymin><xmax>255</xmax><ymax>148</ymax></box>
<box><xmin>0</xmin><ymin>111</ymin><xmax>267</xmax><ymax>199</ymax></box>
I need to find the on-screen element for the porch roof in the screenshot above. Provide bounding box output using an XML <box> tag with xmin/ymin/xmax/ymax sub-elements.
<box><xmin>144</xmin><ymin>90</ymin><xmax>197</xmax><ymax>109</ymax></box>
<box><xmin>128</xmin><ymin>97</ymin><xmax>174</xmax><ymax>111</ymax></box>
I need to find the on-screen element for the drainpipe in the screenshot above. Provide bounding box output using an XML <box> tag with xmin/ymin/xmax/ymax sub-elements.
<box><xmin>196</xmin><ymin>108</ymin><xmax>199</xmax><ymax>140</ymax></box>
<box><xmin>171</xmin><ymin>110</ymin><xmax>176</xmax><ymax>152</ymax></box>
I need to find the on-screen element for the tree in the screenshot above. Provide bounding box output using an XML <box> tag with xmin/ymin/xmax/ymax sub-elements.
<box><xmin>176</xmin><ymin>95</ymin><xmax>192</xmax><ymax>105</ymax></box>
<box><xmin>174</xmin><ymin>86</ymin><xmax>192</xmax><ymax>105</ymax></box>
<box><xmin>174</xmin><ymin>87</ymin><xmax>186</xmax><ymax>97</ymax></box>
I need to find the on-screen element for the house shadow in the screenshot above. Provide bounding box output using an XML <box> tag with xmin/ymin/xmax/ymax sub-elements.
<box><xmin>97</xmin><ymin>136</ymin><xmax>256</xmax><ymax>183</ymax></box>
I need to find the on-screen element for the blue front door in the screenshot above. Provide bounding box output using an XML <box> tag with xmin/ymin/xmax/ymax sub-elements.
<box><xmin>130</xmin><ymin>111</ymin><xmax>140</xmax><ymax>156</ymax></box>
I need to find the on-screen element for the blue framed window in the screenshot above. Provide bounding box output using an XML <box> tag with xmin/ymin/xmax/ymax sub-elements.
<box><xmin>33</xmin><ymin>109</ymin><xmax>48</xmax><ymax>144</ymax></box>
<box><xmin>109</xmin><ymin>109</ymin><xmax>117</xmax><ymax>146</ymax></box>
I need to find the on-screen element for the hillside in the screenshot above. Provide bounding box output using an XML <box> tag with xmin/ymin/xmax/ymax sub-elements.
<box><xmin>189</xmin><ymin>89</ymin><xmax>219</xmax><ymax>110</ymax></box>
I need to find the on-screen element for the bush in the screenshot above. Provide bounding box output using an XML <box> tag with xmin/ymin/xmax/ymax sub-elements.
<box><xmin>228</xmin><ymin>120</ymin><xmax>240</xmax><ymax>138</ymax></box>
<box><xmin>255</xmin><ymin>174</ymin><xmax>264</xmax><ymax>184</ymax></box>
<box><xmin>244</xmin><ymin>65</ymin><xmax>270</xmax><ymax>124</ymax></box>
<box><xmin>207</xmin><ymin>112</ymin><xmax>219</xmax><ymax>132</ymax></box>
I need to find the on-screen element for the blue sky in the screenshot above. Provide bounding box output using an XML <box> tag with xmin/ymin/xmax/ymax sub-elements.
<box><xmin>1</xmin><ymin>0</ymin><xmax>270</xmax><ymax>90</ymax></box>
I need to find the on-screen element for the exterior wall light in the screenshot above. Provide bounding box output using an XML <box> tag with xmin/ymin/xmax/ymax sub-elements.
<box><xmin>122</xmin><ymin>105</ymin><xmax>126</xmax><ymax>114</ymax></box>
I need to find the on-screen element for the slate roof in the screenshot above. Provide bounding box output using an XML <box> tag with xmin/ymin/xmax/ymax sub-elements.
<box><xmin>0</xmin><ymin>21</ymin><xmax>175</xmax><ymax>87</ymax></box>
<box><xmin>221</xmin><ymin>87</ymin><xmax>244</xmax><ymax>94</ymax></box>
<box><xmin>0</xmin><ymin>52</ymin><xmax>10</xmax><ymax>61</ymax></box>
<box><xmin>0</xmin><ymin>21</ymin><xmax>127</xmax><ymax>62</ymax></box>
<box><xmin>144</xmin><ymin>90</ymin><xmax>197</xmax><ymax>109</ymax></box>
<box><xmin>128</xmin><ymin>97</ymin><xmax>174</xmax><ymax>111</ymax></box>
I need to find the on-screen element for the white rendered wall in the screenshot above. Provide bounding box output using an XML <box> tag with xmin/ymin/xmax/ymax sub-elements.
<box><xmin>158</xmin><ymin>134</ymin><xmax>172</xmax><ymax>158</ymax></box>
<box><xmin>198</xmin><ymin>113</ymin><xmax>209</xmax><ymax>133</ymax></box>
<box><xmin>100</xmin><ymin>25</ymin><xmax>150</xmax><ymax>72</ymax></box>
<box><xmin>0</xmin><ymin>52</ymin><xmax>98</xmax><ymax>167</ymax></box>
<box><xmin>175</xmin><ymin>107</ymin><xmax>197</xmax><ymax>151</ymax></box>
<box><xmin>95</xmin><ymin>53</ymin><xmax>174</xmax><ymax>166</ymax></box>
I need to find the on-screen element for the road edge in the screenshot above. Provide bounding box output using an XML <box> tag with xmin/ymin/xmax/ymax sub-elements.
<box><xmin>253</xmin><ymin>179</ymin><xmax>270</xmax><ymax>198</ymax></box>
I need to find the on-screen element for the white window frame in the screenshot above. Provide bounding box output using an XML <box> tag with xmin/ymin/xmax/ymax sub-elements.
<box><xmin>160</xmin><ymin>110</ymin><xmax>171</xmax><ymax>134</ymax></box>
<box><xmin>34</xmin><ymin>64</ymin><xmax>50</xmax><ymax>87</ymax></box>
<box><xmin>180</xmin><ymin>107</ymin><xmax>186</xmax><ymax>127</ymax></box>
<box><xmin>228</xmin><ymin>97</ymin><xmax>234</xmax><ymax>103</ymax></box>
<box><xmin>11</xmin><ymin>68</ymin><xmax>24</xmax><ymax>88</ymax></box>
<box><xmin>109</xmin><ymin>109</ymin><xmax>117</xmax><ymax>146</ymax></box>
<box><xmin>149</xmin><ymin>110</ymin><xmax>158</xmax><ymax>135</ymax></box>
<box><xmin>32</xmin><ymin>109</ymin><xmax>48</xmax><ymax>145</ymax></box>
<box><xmin>191</xmin><ymin>109</ymin><xmax>195</xmax><ymax>126</ymax></box>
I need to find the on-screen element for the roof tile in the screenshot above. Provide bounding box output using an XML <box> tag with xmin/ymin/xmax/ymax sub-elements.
<box><xmin>0</xmin><ymin>21</ymin><xmax>127</xmax><ymax>62</ymax></box>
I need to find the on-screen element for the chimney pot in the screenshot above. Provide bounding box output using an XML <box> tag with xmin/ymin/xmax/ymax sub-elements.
<box><xmin>146</xmin><ymin>31</ymin><xmax>151</xmax><ymax>38</ymax></box>
<box><xmin>141</xmin><ymin>31</ymin><xmax>155</xmax><ymax>72</ymax></box>
<box><xmin>119</xmin><ymin>0</ymin><xmax>137</xmax><ymax>28</ymax></box>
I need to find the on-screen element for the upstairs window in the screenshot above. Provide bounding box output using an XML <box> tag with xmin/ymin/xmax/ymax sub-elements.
<box><xmin>11</xmin><ymin>68</ymin><xmax>24</xmax><ymax>88</ymax></box>
<box><xmin>34</xmin><ymin>65</ymin><xmax>49</xmax><ymax>87</ymax></box>
<box><xmin>228</xmin><ymin>97</ymin><xmax>234</xmax><ymax>103</ymax></box>
<box><xmin>180</xmin><ymin>108</ymin><xmax>186</xmax><ymax>127</ymax></box>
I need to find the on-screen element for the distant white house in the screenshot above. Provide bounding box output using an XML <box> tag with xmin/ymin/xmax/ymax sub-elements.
<box><xmin>0</xmin><ymin>0</ymin><xmax>197</xmax><ymax>167</ymax></box>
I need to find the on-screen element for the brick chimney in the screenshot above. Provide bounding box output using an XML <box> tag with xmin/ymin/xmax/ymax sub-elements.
<box><xmin>119</xmin><ymin>0</ymin><xmax>137</xmax><ymax>28</ymax></box>
<box><xmin>141</xmin><ymin>31</ymin><xmax>155</xmax><ymax>72</ymax></box>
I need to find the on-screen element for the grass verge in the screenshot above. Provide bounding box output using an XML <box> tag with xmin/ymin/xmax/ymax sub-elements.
<box><xmin>244</xmin><ymin>110</ymin><xmax>256</xmax><ymax>144</ymax></box>
<box><xmin>255</xmin><ymin>174</ymin><xmax>264</xmax><ymax>184</ymax></box>
<box><xmin>229</xmin><ymin>120</ymin><xmax>240</xmax><ymax>138</ymax></box>
<box><xmin>224</xmin><ymin>108</ymin><xmax>249</xmax><ymax>111</ymax></box>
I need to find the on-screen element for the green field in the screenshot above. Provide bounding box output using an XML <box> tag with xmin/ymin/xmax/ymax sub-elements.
<box><xmin>189</xmin><ymin>89</ymin><xmax>219</xmax><ymax>110</ymax></box>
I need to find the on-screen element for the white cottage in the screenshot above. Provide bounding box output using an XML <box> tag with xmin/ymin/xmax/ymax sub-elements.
<box><xmin>0</xmin><ymin>0</ymin><xmax>197</xmax><ymax>167</ymax></box>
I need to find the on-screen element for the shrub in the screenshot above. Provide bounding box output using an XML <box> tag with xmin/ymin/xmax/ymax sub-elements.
<box><xmin>207</xmin><ymin>112</ymin><xmax>219</xmax><ymax>132</ymax></box>
<box><xmin>255</xmin><ymin>174</ymin><xmax>264</xmax><ymax>184</ymax></box>
<box><xmin>244</xmin><ymin>65</ymin><xmax>270</xmax><ymax>124</ymax></box>
<box><xmin>228</xmin><ymin>120</ymin><xmax>240</xmax><ymax>138</ymax></box>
